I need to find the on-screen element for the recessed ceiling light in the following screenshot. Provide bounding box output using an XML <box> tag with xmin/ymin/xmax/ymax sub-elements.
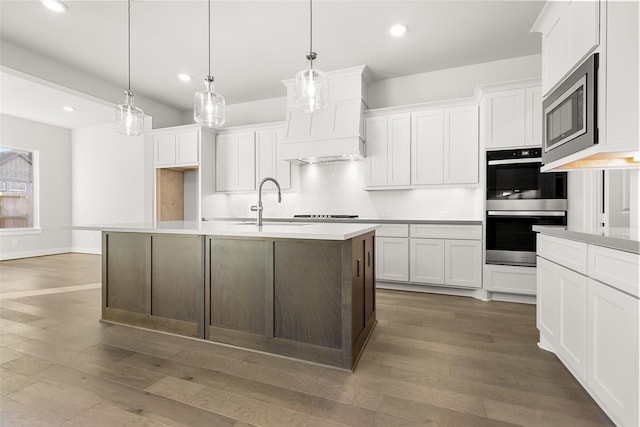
<box><xmin>42</xmin><ymin>0</ymin><xmax>67</xmax><ymax>13</ymax></box>
<box><xmin>178</xmin><ymin>73</ymin><xmax>192</xmax><ymax>82</ymax></box>
<box><xmin>62</xmin><ymin>106</ymin><xmax>75</xmax><ymax>112</ymax></box>
<box><xmin>389</xmin><ymin>24</ymin><xmax>408</xmax><ymax>38</ymax></box>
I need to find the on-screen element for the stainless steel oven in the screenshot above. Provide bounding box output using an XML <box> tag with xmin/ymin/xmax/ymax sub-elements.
<box><xmin>486</xmin><ymin>210</ymin><xmax>566</xmax><ymax>266</ymax></box>
<box><xmin>543</xmin><ymin>53</ymin><xmax>599</xmax><ymax>165</ymax></box>
<box><xmin>486</xmin><ymin>148</ymin><xmax>567</xmax><ymax>266</ymax></box>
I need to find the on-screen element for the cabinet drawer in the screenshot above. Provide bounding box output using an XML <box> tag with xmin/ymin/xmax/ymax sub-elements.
<box><xmin>537</xmin><ymin>234</ymin><xmax>587</xmax><ymax>275</ymax></box>
<box><xmin>376</xmin><ymin>224</ymin><xmax>409</xmax><ymax>237</ymax></box>
<box><xmin>410</xmin><ymin>224</ymin><xmax>481</xmax><ymax>240</ymax></box>
<box><xmin>484</xmin><ymin>264</ymin><xmax>536</xmax><ymax>295</ymax></box>
<box><xmin>588</xmin><ymin>245</ymin><xmax>640</xmax><ymax>298</ymax></box>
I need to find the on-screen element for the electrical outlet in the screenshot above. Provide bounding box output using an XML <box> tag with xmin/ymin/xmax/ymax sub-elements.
<box><xmin>11</xmin><ymin>238</ymin><xmax>19</xmax><ymax>246</ymax></box>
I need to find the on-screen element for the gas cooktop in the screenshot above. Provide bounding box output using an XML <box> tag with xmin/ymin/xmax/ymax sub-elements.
<box><xmin>293</xmin><ymin>214</ymin><xmax>359</xmax><ymax>219</ymax></box>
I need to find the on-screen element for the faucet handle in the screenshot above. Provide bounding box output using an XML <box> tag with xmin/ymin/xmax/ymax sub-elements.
<box><xmin>250</xmin><ymin>205</ymin><xmax>262</xmax><ymax>212</ymax></box>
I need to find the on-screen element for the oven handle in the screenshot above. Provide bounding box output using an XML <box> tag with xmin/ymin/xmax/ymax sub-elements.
<box><xmin>488</xmin><ymin>158</ymin><xmax>541</xmax><ymax>166</ymax></box>
<box><xmin>487</xmin><ymin>210</ymin><xmax>566</xmax><ymax>217</ymax></box>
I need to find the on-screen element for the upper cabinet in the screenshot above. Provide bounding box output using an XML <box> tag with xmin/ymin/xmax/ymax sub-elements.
<box><xmin>216</xmin><ymin>131</ymin><xmax>256</xmax><ymax>192</ymax></box>
<box><xmin>481</xmin><ymin>83</ymin><xmax>542</xmax><ymax>149</ymax></box>
<box><xmin>154</xmin><ymin>128</ymin><xmax>200</xmax><ymax>168</ymax></box>
<box><xmin>365</xmin><ymin>103</ymin><xmax>479</xmax><ymax>189</ymax></box>
<box><xmin>216</xmin><ymin>124</ymin><xmax>296</xmax><ymax>193</ymax></box>
<box><xmin>363</xmin><ymin>113</ymin><xmax>411</xmax><ymax>187</ymax></box>
<box><xmin>533</xmin><ymin>1</ymin><xmax>600</xmax><ymax>96</ymax></box>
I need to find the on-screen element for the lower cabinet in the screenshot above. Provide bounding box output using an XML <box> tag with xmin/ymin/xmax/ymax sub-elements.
<box><xmin>377</xmin><ymin>223</ymin><xmax>482</xmax><ymax>290</ymax></box>
<box><xmin>587</xmin><ymin>278</ymin><xmax>639</xmax><ymax>427</ymax></box>
<box><xmin>376</xmin><ymin>236</ymin><xmax>409</xmax><ymax>282</ymax></box>
<box><xmin>537</xmin><ymin>234</ymin><xmax>639</xmax><ymax>427</ymax></box>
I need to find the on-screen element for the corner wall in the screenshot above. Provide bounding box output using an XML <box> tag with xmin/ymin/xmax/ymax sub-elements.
<box><xmin>0</xmin><ymin>114</ymin><xmax>72</xmax><ymax>260</ymax></box>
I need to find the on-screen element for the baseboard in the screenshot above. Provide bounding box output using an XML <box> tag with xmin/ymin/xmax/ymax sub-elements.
<box><xmin>0</xmin><ymin>247</ymin><xmax>71</xmax><ymax>261</ymax></box>
<box><xmin>488</xmin><ymin>292</ymin><xmax>536</xmax><ymax>304</ymax></box>
<box><xmin>70</xmin><ymin>246</ymin><xmax>102</xmax><ymax>255</ymax></box>
<box><xmin>376</xmin><ymin>281</ymin><xmax>489</xmax><ymax>301</ymax></box>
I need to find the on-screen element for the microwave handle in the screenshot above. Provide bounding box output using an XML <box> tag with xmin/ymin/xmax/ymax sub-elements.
<box><xmin>487</xmin><ymin>210</ymin><xmax>566</xmax><ymax>217</ymax></box>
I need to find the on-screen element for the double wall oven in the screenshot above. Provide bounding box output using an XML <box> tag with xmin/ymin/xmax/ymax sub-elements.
<box><xmin>486</xmin><ymin>148</ymin><xmax>567</xmax><ymax>266</ymax></box>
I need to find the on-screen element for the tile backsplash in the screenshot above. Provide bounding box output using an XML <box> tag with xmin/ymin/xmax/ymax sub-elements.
<box><xmin>203</xmin><ymin>161</ymin><xmax>483</xmax><ymax>220</ymax></box>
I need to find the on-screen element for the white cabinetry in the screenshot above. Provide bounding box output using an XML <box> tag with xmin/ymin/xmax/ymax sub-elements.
<box><xmin>443</xmin><ymin>106</ymin><xmax>479</xmax><ymax>184</ymax></box>
<box><xmin>366</xmin><ymin>104</ymin><xmax>479</xmax><ymax>188</ymax></box>
<box><xmin>409</xmin><ymin>224</ymin><xmax>482</xmax><ymax>289</ymax></box>
<box><xmin>216</xmin><ymin>131</ymin><xmax>256</xmax><ymax>192</ymax></box>
<box><xmin>481</xmin><ymin>84</ymin><xmax>542</xmax><ymax>149</ymax></box>
<box><xmin>376</xmin><ymin>225</ymin><xmax>410</xmax><ymax>282</ymax></box>
<box><xmin>255</xmin><ymin>128</ymin><xmax>291</xmax><ymax>190</ymax></box>
<box><xmin>410</xmin><ymin>239</ymin><xmax>444</xmax><ymax>284</ymax></box>
<box><xmin>216</xmin><ymin>125</ymin><xmax>295</xmax><ymax>193</ymax></box>
<box><xmin>364</xmin><ymin>114</ymin><xmax>411</xmax><ymax>187</ymax></box>
<box><xmin>484</xmin><ymin>264</ymin><xmax>537</xmax><ymax>295</ymax></box>
<box><xmin>537</xmin><ymin>233</ymin><xmax>639</xmax><ymax>427</ymax></box>
<box><xmin>533</xmin><ymin>1</ymin><xmax>600</xmax><ymax>95</ymax></box>
<box><xmin>587</xmin><ymin>278</ymin><xmax>639</xmax><ymax>427</ymax></box>
<box><xmin>411</xmin><ymin>110</ymin><xmax>443</xmax><ymax>185</ymax></box>
<box><xmin>154</xmin><ymin>129</ymin><xmax>199</xmax><ymax>167</ymax></box>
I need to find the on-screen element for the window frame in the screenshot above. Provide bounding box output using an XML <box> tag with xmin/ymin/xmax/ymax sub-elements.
<box><xmin>0</xmin><ymin>145</ymin><xmax>40</xmax><ymax>234</ymax></box>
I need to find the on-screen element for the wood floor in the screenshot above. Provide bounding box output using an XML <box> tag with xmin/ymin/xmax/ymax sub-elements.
<box><xmin>0</xmin><ymin>254</ymin><xmax>613</xmax><ymax>426</ymax></box>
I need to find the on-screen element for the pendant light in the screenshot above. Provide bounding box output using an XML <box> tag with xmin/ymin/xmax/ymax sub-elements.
<box><xmin>293</xmin><ymin>0</ymin><xmax>329</xmax><ymax>114</ymax></box>
<box><xmin>113</xmin><ymin>0</ymin><xmax>144</xmax><ymax>136</ymax></box>
<box><xmin>194</xmin><ymin>0</ymin><xmax>225</xmax><ymax>127</ymax></box>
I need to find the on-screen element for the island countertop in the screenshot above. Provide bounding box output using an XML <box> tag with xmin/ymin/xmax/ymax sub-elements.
<box><xmin>76</xmin><ymin>220</ymin><xmax>378</xmax><ymax>241</ymax></box>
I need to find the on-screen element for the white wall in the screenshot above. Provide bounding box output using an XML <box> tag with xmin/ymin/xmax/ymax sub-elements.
<box><xmin>368</xmin><ymin>54</ymin><xmax>542</xmax><ymax>108</ymax></box>
<box><xmin>71</xmin><ymin>121</ymin><xmax>153</xmax><ymax>253</ymax></box>
<box><xmin>1</xmin><ymin>41</ymin><xmax>185</xmax><ymax>129</ymax></box>
<box><xmin>181</xmin><ymin>97</ymin><xmax>288</xmax><ymax>128</ymax></box>
<box><xmin>0</xmin><ymin>114</ymin><xmax>72</xmax><ymax>260</ymax></box>
<box><xmin>203</xmin><ymin>161</ymin><xmax>483</xmax><ymax>220</ymax></box>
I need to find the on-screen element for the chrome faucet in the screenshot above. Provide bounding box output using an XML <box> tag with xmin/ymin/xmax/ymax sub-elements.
<box><xmin>251</xmin><ymin>177</ymin><xmax>282</xmax><ymax>226</ymax></box>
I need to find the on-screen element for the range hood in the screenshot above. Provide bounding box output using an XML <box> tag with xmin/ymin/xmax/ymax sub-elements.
<box><xmin>280</xmin><ymin>65</ymin><xmax>371</xmax><ymax>164</ymax></box>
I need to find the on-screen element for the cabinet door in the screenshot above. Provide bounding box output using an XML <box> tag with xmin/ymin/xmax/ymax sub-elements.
<box><xmin>255</xmin><ymin>128</ymin><xmax>290</xmax><ymax>190</ymax></box>
<box><xmin>524</xmin><ymin>87</ymin><xmax>542</xmax><ymax>147</ymax></box>
<box><xmin>175</xmin><ymin>130</ymin><xmax>199</xmax><ymax>165</ymax></box>
<box><xmin>237</xmin><ymin>132</ymin><xmax>256</xmax><ymax>191</ymax></box>
<box><xmin>364</xmin><ymin>117</ymin><xmax>388</xmax><ymax>187</ymax></box>
<box><xmin>557</xmin><ymin>263</ymin><xmax>588</xmax><ymax>382</ymax></box>
<box><xmin>154</xmin><ymin>133</ymin><xmax>176</xmax><ymax>166</ymax></box>
<box><xmin>375</xmin><ymin>237</ymin><xmax>409</xmax><ymax>282</ymax></box>
<box><xmin>587</xmin><ymin>278</ymin><xmax>639</xmax><ymax>427</ymax></box>
<box><xmin>444</xmin><ymin>106</ymin><xmax>479</xmax><ymax>184</ymax></box>
<box><xmin>411</xmin><ymin>110</ymin><xmax>444</xmax><ymax>185</ymax></box>
<box><xmin>484</xmin><ymin>89</ymin><xmax>526</xmax><ymax>149</ymax></box>
<box><xmin>352</xmin><ymin>236</ymin><xmax>365</xmax><ymax>344</ymax></box>
<box><xmin>567</xmin><ymin>0</ymin><xmax>600</xmax><ymax>69</ymax></box>
<box><xmin>444</xmin><ymin>239</ymin><xmax>481</xmax><ymax>288</ymax></box>
<box><xmin>537</xmin><ymin>257</ymin><xmax>561</xmax><ymax>345</ymax></box>
<box><xmin>410</xmin><ymin>238</ymin><xmax>444</xmax><ymax>284</ymax></box>
<box><xmin>387</xmin><ymin>113</ymin><xmax>411</xmax><ymax>186</ymax></box>
<box><xmin>542</xmin><ymin>10</ymin><xmax>568</xmax><ymax>95</ymax></box>
<box><xmin>215</xmin><ymin>134</ymin><xmax>236</xmax><ymax>191</ymax></box>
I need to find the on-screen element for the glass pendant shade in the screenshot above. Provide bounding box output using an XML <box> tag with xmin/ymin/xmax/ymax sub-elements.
<box><xmin>113</xmin><ymin>90</ymin><xmax>144</xmax><ymax>136</ymax></box>
<box><xmin>194</xmin><ymin>76</ymin><xmax>225</xmax><ymax>127</ymax></box>
<box><xmin>293</xmin><ymin>68</ymin><xmax>329</xmax><ymax>113</ymax></box>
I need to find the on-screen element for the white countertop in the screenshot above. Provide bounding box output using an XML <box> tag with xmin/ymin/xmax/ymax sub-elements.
<box><xmin>75</xmin><ymin>220</ymin><xmax>378</xmax><ymax>241</ymax></box>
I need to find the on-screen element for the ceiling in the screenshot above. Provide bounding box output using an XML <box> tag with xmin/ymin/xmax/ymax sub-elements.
<box><xmin>0</xmin><ymin>0</ymin><xmax>544</xmax><ymax>124</ymax></box>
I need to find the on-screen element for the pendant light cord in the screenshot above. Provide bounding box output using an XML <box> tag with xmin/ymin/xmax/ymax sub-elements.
<box><xmin>309</xmin><ymin>0</ymin><xmax>313</xmax><ymax>68</ymax></box>
<box><xmin>208</xmin><ymin>0</ymin><xmax>211</xmax><ymax>77</ymax></box>
<box><xmin>128</xmin><ymin>0</ymin><xmax>131</xmax><ymax>91</ymax></box>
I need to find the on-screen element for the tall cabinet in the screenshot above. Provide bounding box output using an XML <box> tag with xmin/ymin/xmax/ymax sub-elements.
<box><xmin>152</xmin><ymin>124</ymin><xmax>215</xmax><ymax>222</ymax></box>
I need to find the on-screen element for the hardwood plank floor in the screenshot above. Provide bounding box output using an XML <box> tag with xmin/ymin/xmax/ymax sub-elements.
<box><xmin>0</xmin><ymin>253</ymin><xmax>614</xmax><ymax>426</ymax></box>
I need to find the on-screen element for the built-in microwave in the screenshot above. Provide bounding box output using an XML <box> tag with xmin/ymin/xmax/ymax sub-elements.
<box><xmin>543</xmin><ymin>53</ymin><xmax>599</xmax><ymax>165</ymax></box>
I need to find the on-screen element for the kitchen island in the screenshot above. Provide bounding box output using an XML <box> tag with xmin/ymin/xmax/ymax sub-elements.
<box><xmin>97</xmin><ymin>220</ymin><xmax>377</xmax><ymax>370</ymax></box>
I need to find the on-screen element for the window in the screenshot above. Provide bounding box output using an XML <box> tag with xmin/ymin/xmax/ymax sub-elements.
<box><xmin>0</xmin><ymin>147</ymin><xmax>38</xmax><ymax>230</ymax></box>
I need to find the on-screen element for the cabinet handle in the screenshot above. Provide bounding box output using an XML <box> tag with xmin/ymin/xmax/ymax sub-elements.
<box><xmin>357</xmin><ymin>259</ymin><xmax>361</xmax><ymax>278</ymax></box>
<box><xmin>368</xmin><ymin>251</ymin><xmax>371</xmax><ymax>267</ymax></box>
